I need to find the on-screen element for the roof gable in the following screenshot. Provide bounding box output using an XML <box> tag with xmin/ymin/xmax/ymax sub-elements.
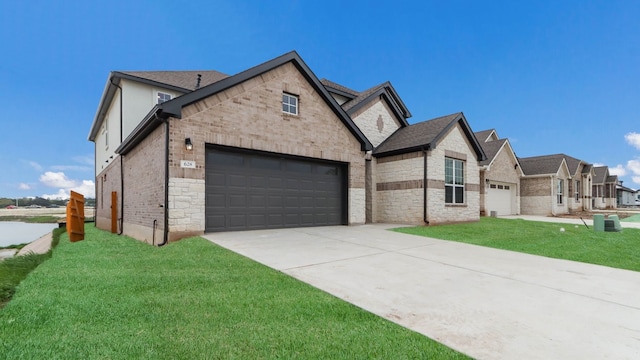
<box><xmin>373</xmin><ymin>112</ymin><xmax>486</xmax><ymax>161</ymax></box>
<box><xmin>519</xmin><ymin>154</ymin><xmax>572</xmax><ymax>176</ymax></box>
<box><xmin>117</xmin><ymin>51</ymin><xmax>373</xmax><ymax>154</ymax></box>
<box><xmin>474</xmin><ymin>129</ymin><xmax>498</xmax><ymax>142</ymax></box>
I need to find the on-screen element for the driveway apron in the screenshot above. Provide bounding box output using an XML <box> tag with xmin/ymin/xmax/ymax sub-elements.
<box><xmin>203</xmin><ymin>224</ymin><xmax>640</xmax><ymax>360</ymax></box>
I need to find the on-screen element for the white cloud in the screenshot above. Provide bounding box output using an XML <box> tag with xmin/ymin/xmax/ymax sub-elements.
<box><xmin>592</xmin><ymin>162</ymin><xmax>605</xmax><ymax>167</ymax></box>
<box><xmin>625</xmin><ymin>132</ymin><xmax>640</xmax><ymax>150</ymax></box>
<box><xmin>28</xmin><ymin>161</ymin><xmax>43</xmax><ymax>171</ymax></box>
<box><xmin>39</xmin><ymin>172</ymin><xmax>77</xmax><ymax>188</ymax></box>
<box><xmin>41</xmin><ymin>189</ymin><xmax>70</xmax><ymax>200</ymax></box>
<box><xmin>633</xmin><ymin>176</ymin><xmax>640</xmax><ymax>186</ymax></box>
<box><xmin>18</xmin><ymin>183</ymin><xmax>31</xmax><ymax>190</ymax></box>
<box><xmin>608</xmin><ymin>164</ymin><xmax>627</xmax><ymax>177</ymax></box>
<box><xmin>41</xmin><ymin>180</ymin><xmax>95</xmax><ymax>200</ymax></box>
<box><xmin>50</xmin><ymin>165</ymin><xmax>92</xmax><ymax>172</ymax></box>
<box><xmin>38</xmin><ymin>171</ymin><xmax>95</xmax><ymax>200</ymax></box>
<box><xmin>627</xmin><ymin>159</ymin><xmax>640</xmax><ymax>176</ymax></box>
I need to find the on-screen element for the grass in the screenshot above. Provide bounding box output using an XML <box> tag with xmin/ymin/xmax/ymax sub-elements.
<box><xmin>0</xmin><ymin>225</ymin><xmax>467</xmax><ymax>359</ymax></box>
<box><xmin>0</xmin><ymin>215</ymin><xmax>61</xmax><ymax>223</ymax></box>
<box><xmin>395</xmin><ymin>217</ymin><xmax>640</xmax><ymax>272</ymax></box>
<box><xmin>621</xmin><ymin>213</ymin><xmax>640</xmax><ymax>222</ymax></box>
<box><xmin>0</xmin><ymin>228</ymin><xmax>64</xmax><ymax>307</ymax></box>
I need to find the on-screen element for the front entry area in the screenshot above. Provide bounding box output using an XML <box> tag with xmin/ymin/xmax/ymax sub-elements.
<box><xmin>205</xmin><ymin>145</ymin><xmax>347</xmax><ymax>232</ymax></box>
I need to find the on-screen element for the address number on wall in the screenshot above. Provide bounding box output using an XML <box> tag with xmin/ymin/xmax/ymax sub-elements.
<box><xmin>180</xmin><ymin>160</ymin><xmax>196</xmax><ymax>169</ymax></box>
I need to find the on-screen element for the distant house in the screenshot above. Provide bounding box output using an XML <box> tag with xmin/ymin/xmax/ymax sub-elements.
<box><xmin>561</xmin><ymin>155</ymin><xmax>594</xmax><ymax>213</ymax></box>
<box><xmin>518</xmin><ymin>154</ymin><xmax>572</xmax><ymax>216</ymax></box>
<box><xmin>474</xmin><ymin>129</ymin><xmax>523</xmax><ymax>216</ymax></box>
<box><xmin>592</xmin><ymin>166</ymin><xmax>618</xmax><ymax>209</ymax></box>
<box><xmin>616</xmin><ymin>182</ymin><xmax>637</xmax><ymax>207</ymax></box>
<box><xmin>88</xmin><ymin>51</ymin><xmax>486</xmax><ymax>244</ymax></box>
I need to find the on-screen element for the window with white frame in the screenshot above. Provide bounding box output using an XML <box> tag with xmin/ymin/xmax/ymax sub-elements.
<box><xmin>445</xmin><ymin>158</ymin><xmax>464</xmax><ymax>204</ymax></box>
<box><xmin>575</xmin><ymin>180</ymin><xmax>581</xmax><ymax>201</ymax></box>
<box><xmin>282</xmin><ymin>93</ymin><xmax>298</xmax><ymax>115</ymax></box>
<box><xmin>557</xmin><ymin>179</ymin><xmax>564</xmax><ymax>204</ymax></box>
<box><xmin>157</xmin><ymin>92</ymin><xmax>172</xmax><ymax>104</ymax></box>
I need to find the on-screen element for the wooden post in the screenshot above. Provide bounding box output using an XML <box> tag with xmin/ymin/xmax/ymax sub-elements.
<box><xmin>111</xmin><ymin>191</ymin><xmax>117</xmax><ymax>233</ymax></box>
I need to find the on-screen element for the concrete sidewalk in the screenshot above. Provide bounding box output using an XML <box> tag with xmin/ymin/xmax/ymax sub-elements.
<box><xmin>17</xmin><ymin>232</ymin><xmax>53</xmax><ymax>256</ymax></box>
<box><xmin>204</xmin><ymin>223</ymin><xmax>640</xmax><ymax>360</ymax></box>
<box><xmin>501</xmin><ymin>214</ymin><xmax>640</xmax><ymax>229</ymax></box>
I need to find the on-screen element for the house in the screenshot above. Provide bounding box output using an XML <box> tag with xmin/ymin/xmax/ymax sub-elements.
<box><xmin>518</xmin><ymin>154</ymin><xmax>572</xmax><ymax>216</ymax></box>
<box><xmin>372</xmin><ymin>112</ymin><xmax>486</xmax><ymax>224</ymax></box>
<box><xmin>474</xmin><ymin>129</ymin><xmax>523</xmax><ymax>216</ymax></box>
<box><xmin>592</xmin><ymin>166</ymin><xmax>618</xmax><ymax>209</ymax></box>
<box><xmin>560</xmin><ymin>155</ymin><xmax>594</xmax><ymax>213</ymax></box>
<box><xmin>88</xmin><ymin>51</ymin><xmax>486</xmax><ymax>244</ymax></box>
<box><xmin>616</xmin><ymin>181</ymin><xmax>637</xmax><ymax>207</ymax></box>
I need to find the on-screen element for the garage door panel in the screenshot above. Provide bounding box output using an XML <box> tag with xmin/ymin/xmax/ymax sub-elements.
<box><xmin>487</xmin><ymin>182</ymin><xmax>515</xmax><ymax>216</ymax></box>
<box><xmin>205</xmin><ymin>147</ymin><xmax>346</xmax><ymax>232</ymax></box>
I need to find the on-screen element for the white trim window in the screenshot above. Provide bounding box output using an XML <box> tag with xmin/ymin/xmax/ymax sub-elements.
<box><xmin>157</xmin><ymin>92</ymin><xmax>172</xmax><ymax>104</ymax></box>
<box><xmin>557</xmin><ymin>179</ymin><xmax>564</xmax><ymax>204</ymax></box>
<box><xmin>445</xmin><ymin>158</ymin><xmax>464</xmax><ymax>204</ymax></box>
<box><xmin>575</xmin><ymin>180</ymin><xmax>581</xmax><ymax>202</ymax></box>
<box><xmin>282</xmin><ymin>93</ymin><xmax>298</xmax><ymax>115</ymax></box>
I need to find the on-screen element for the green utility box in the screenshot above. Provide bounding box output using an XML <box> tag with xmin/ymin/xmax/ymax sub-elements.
<box><xmin>593</xmin><ymin>214</ymin><xmax>605</xmax><ymax>232</ymax></box>
<box><xmin>607</xmin><ymin>215</ymin><xmax>622</xmax><ymax>232</ymax></box>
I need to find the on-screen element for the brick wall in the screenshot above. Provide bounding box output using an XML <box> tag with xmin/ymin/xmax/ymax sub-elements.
<box><xmin>166</xmin><ymin>62</ymin><xmax>366</xmax><ymax>236</ymax></box>
<box><xmin>95</xmin><ymin>157</ymin><xmax>122</xmax><ymax>232</ymax></box>
<box><xmin>521</xmin><ymin>176</ymin><xmax>570</xmax><ymax>215</ymax></box>
<box><xmin>350</xmin><ymin>98</ymin><xmax>402</xmax><ymax>147</ymax></box>
<box><xmin>425</xmin><ymin>124</ymin><xmax>480</xmax><ymax>224</ymax></box>
<box><xmin>121</xmin><ymin>124</ymin><xmax>166</xmax><ymax>243</ymax></box>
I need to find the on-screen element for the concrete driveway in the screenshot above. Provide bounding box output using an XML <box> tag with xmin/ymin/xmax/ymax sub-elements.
<box><xmin>203</xmin><ymin>223</ymin><xmax>640</xmax><ymax>360</ymax></box>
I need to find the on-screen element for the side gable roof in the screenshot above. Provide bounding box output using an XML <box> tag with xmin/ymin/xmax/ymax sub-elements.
<box><xmin>88</xmin><ymin>70</ymin><xmax>228</xmax><ymax>141</ymax></box>
<box><xmin>117</xmin><ymin>51</ymin><xmax>373</xmax><ymax>154</ymax></box>
<box><xmin>519</xmin><ymin>154</ymin><xmax>569</xmax><ymax>176</ymax></box>
<box><xmin>373</xmin><ymin>112</ymin><xmax>486</xmax><ymax>161</ymax></box>
<box><xmin>320</xmin><ymin>79</ymin><xmax>358</xmax><ymax>99</ymax></box>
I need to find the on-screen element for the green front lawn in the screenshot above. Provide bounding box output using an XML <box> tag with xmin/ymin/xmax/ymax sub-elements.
<box><xmin>0</xmin><ymin>226</ymin><xmax>467</xmax><ymax>359</ymax></box>
<box><xmin>395</xmin><ymin>217</ymin><xmax>640</xmax><ymax>271</ymax></box>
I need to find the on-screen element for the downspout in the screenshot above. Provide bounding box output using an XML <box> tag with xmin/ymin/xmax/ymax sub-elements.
<box><xmin>110</xmin><ymin>78</ymin><xmax>125</xmax><ymax>235</ymax></box>
<box><xmin>158</xmin><ymin>115</ymin><xmax>170</xmax><ymax>246</ymax></box>
<box><xmin>423</xmin><ymin>147</ymin><xmax>430</xmax><ymax>225</ymax></box>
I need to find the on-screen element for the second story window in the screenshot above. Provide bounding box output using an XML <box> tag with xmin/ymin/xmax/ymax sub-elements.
<box><xmin>157</xmin><ymin>92</ymin><xmax>172</xmax><ymax>104</ymax></box>
<box><xmin>282</xmin><ymin>93</ymin><xmax>298</xmax><ymax>115</ymax></box>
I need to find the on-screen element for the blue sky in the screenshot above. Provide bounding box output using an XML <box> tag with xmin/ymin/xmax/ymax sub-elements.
<box><xmin>1</xmin><ymin>0</ymin><xmax>639</xmax><ymax>199</ymax></box>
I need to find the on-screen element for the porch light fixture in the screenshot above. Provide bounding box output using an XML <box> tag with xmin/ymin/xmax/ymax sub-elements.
<box><xmin>185</xmin><ymin>138</ymin><xmax>193</xmax><ymax>151</ymax></box>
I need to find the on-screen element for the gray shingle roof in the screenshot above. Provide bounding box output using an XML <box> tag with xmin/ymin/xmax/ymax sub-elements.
<box><xmin>606</xmin><ymin>175</ymin><xmax>618</xmax><ymax>183</ymax></box>
<box><xmin>342</xmin><ymin>82</ymin><xmax>387</xmax><ymax>111</ymax></box>
<box><xmin>373</xmin><ymin>112</ymin><xmax>485</xmax><ymax>161</ymax></box>
<box><xmin>593</xmin><ymin>166</ymin><xmax>608</xmax><ymax>183</ymax></box>
<box><xmin>562</xmin><ymin>154</ymin><xmax>585</xmax><ymax>175</ymax></box>
<box><xmin>478</xmin><ymin>138</ymin><xmax>507</xmax><ymax>166</ymax></box>
<box><xmin>518</xmin><ymin>154</ymin><xmax>567</xmax><ymax>175</ymax></box>
<box><xmin>118</xmin><ymin>70</ymin><xmax>229</xmax><ymax>91</ymax></box>
<box><xmin>319</xmin><ymin>79</ymin><xmax>358</xmax><ymax>97</ymax></box>
<box><xmin>474</xmin><ymin>129</ymin><xmax>496</xmax><ymax>143</ymax></box>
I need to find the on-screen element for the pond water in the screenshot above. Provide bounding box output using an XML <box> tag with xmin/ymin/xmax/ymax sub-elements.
<box><xmin>0</xmin><ymin>222</ymin><xmax>58</xmax><ymax>247</ymax></box>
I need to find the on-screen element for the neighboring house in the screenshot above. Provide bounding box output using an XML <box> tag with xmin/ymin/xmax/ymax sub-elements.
<box><xmin>88</xmin><ymin>51</ymin><xmax>486</xmax><ymax>244</ymax></box>
<box><xmin>372</xmin><ymin>112</ymin><xmax>486</xmax><ymax>225</ymax></box>
<box><xmin>561</xmin><ymin>155</ymin><xmax>594</xmax><ymax>212</ymax></box>
<box><xmin>474</xmin><ymin>129</ymin><xmax>523</xmax><ymax>216</ymax></box>
<box><xmin>592</xmin><ymin>166</ymin><xmax>618</xmax><ymax>209</ymax></box>
<box><xmin>616</xmin><ymin>182</ymin><xmax>637</xmax><ymax>207</ymax></box>
<box><xmin>518</xmin><ymin>154</ymin><xmax>572</xmax><ymax>216</ymax></box>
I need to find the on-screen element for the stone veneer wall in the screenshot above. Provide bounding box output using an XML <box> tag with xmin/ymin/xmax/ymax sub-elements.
<box><xmin>520</xmin><ymin>177</ymin><xmax>552</xmax><ymax>215</ymax></box>
<box><xmin>166</xmin><ymin>62</ymin><xmax>366</xmax><ymax>237</ymax></box>
<box><xmin>374</xmin><ymin>152</ymin><xmax>424</xmax><ymax>223</ymax></box>
<box><xmin>350</xmin><ymin>99</ymin><xmax>402</xmax><ymax>147</ymax></box>
<box><xmin>425</xmin><ymin>124</ymin><xmax>480</xmax><ymax>224</ymax></box>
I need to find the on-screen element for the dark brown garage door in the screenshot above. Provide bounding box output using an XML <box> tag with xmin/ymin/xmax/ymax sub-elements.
<box><xmin>205</xmin><ymin>146</ymin><xmax>347</xmax><ymax>232</ymax></box>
